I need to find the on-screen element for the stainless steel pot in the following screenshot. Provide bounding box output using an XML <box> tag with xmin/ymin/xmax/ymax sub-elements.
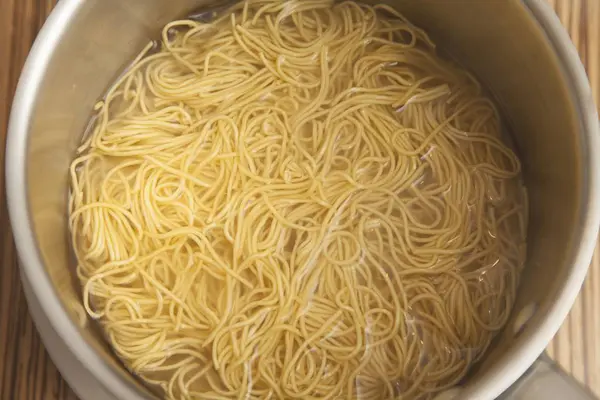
<box><xmin>6</xmin><ymin>0</ymin><xmax>600</xmax><ymax>399</ymax></box>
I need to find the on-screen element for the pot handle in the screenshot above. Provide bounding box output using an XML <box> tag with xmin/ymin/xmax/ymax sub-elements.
<box><xmin>498</xmin><ymin>353</ymin><xmax>597</xmax><ymax>400</ymax></box>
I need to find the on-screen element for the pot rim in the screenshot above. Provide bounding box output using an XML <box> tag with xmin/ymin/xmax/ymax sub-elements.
<box><xmin>6</xmin><ymin>1</ymin><xmax>151</xmax><ymax>398</ymax></box>
<box><xmin>6</xmin><ymin>1</ymin><xmax>600</xmax><ymax>399</ymax></box>
<box><xmin>470</xmin><ymin>0</ymin><xmax>600</xmax><ymax>398</ymax></box>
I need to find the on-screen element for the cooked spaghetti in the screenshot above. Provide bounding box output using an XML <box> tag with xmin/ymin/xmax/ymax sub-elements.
<box><xmin>69</xmin><ymin>1</ymin><xmax>528</xmax><ymax>399</ymax></box>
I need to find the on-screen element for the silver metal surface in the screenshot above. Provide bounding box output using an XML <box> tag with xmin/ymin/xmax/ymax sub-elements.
<box><xmin>6</xmin><ymin>0</ymin><xmax>600</xmax><ymax>399</ymax></box>
<box><xmin>21</xmin><ymin>272</ymin><xmax>116</xmax><ymax>400</ymax></box>
<box><xmin>500</xmin><ymin>354</ymin><xmax>598</xmax><ymax>400</ymax></box>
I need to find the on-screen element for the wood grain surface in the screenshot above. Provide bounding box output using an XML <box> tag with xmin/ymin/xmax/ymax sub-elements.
<box><xmin>0</xmin><ymin>1</ymin><xmax>598</xmax><ymax>399</ymax></box>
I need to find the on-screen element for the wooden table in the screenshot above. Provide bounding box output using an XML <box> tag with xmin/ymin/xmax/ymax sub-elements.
<box><xmin>0</xmin><ymin>1</ymin><xmax>599</xmax><ymax>399</ymax></box>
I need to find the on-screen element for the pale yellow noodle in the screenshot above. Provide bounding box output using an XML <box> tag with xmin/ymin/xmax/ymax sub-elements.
<box><xmin>69</xmin><ymin>1</ymin><xmax>528</xmax><ymax>399</ymax></box>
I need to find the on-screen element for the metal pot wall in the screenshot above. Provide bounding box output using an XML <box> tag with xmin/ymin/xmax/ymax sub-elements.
<box><xmin>6</xmin><ymin>0</ymin><xmax>600</xmax><ymax>399</ymax></box>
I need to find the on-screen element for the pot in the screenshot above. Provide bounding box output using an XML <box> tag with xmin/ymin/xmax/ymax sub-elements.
<box><xmin>6</xmin><ymin>0</ymin><xmax>600</xmax><ymax>399</ymax></box>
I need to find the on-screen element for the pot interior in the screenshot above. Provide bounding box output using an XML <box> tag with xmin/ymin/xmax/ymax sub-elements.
<box><xmin>20</xmin><ymin>0</ymin><xmax>584</xmax><ymax>398</ymax></box>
